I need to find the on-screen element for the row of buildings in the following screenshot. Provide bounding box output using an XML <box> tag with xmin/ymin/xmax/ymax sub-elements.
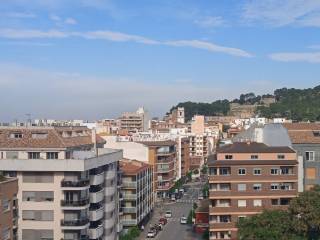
<box><xmin>0</xmin><ymin>126</ymin><xmax>156</xmax><ymax>240</ymax></box>
<box><xmin>206</xmin><ymin>122</ymin><xmax>320</xmax><ymax>239</ymax></box>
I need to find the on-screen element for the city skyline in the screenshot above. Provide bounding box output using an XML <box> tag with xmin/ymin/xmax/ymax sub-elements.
<box><xmin>1</xmin><ymin>0</ymin><xmax>320</xmax><ymax>121</ymax></box>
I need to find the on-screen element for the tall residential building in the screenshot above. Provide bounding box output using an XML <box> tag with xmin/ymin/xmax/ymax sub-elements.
<box><xmin>120</xmin><ymin>159</ymin><xmax>154</xmax><ymax>229</ymax></box>
<box><xmin>283</xmin><ymin>123</ymin><xmax>320</xmax><ymax>190</ymax></box>
<box><xmin>0</xmin><ymin>126</ymin><xmax>122</xmax><ymax>240</ymax></box>
<box><xmin>180</xmin><ymin>137</ymin><xmax>190</xmax><ymax>177</ymax></box>
<box><xmin>104</xmin><ymin>137</ymin><xmax>177</xmax><ymax>198</ymax></box>
<box><xmin>119</xmin><ymin>107</ymin><xmax>150</xmax><ymax>133</ymax></box>
<box><xmin>0</xmin><ymin>176</ymin><xmax>18</xmax><ymax>240</ymax></box>
<box><xmin>208</xmin><ymin>142</ymin><xmax>298</xmax><ymax>240</ymax></box>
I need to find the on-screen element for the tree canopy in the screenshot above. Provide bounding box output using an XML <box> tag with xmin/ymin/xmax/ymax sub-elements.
<box><xmin>237</xmin><ymin>186</ymin><xmax>320</xmax><ymax>240</ymax></box>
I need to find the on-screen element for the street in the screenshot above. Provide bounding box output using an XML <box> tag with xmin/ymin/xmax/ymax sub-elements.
<box><xmin>139</xmin><ymin>181</ymin><xmax>204</xmax><ymax>240</ymax></box>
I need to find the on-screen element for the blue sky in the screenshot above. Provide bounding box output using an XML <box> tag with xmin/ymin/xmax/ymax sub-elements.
<box><xmin>0</xmin><ymin>0</ymin><xmax>320</xmax><ymax>121</ymax></box>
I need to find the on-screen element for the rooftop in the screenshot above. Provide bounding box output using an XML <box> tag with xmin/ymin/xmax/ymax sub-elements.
<box><xmin>195</xmin><ymin>199</ymin><xmax>209</xmax><ymax>213</ymax></box>
<box><xmin>137</xmin><ymin>140</ymin><xmax>176</xmax><ymax>147</ymax></box>
<box><xmin>0</xmin><ymin>126</ymin><xmax>105</xmax><ymax>149</ymax></box>
<box><xmin>283</xmin><ymin>123</ymin><xmax>320</xmax><ymax>144</ymax></box>
<box><xmin>217</xmin><ymin>142</ymin><xmax>295</xmax><ymax>154</ymax></box>
<box><xmin>120</xmin><ymin>158</ymin><xmax>150</xmax><ymax>174</ymax></box>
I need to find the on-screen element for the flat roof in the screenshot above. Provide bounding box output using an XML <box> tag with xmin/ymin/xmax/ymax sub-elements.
<box><xmin>217</xmin><ymin>142</ymin><xmax>295</xmax><ymax>154</ymax></box>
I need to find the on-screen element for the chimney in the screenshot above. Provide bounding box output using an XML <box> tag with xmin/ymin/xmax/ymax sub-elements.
<box><xmin>92</xmin><ymin>128</ymin><xmax>98</xmax><ymax>156</ymax></box>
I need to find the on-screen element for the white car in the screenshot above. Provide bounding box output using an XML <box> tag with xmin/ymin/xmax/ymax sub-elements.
<box><xmin>147</xmin><ymin>230</ymin><xmax>156</xmax><ymax>238</ymax></box>
<box><xmin>180</xmin><ymin>217</ymin><xmax>187</xmax><ymax>224</ymax></box>
<box><xmin>165</xmin><ymin>210</ymin><xmax>172</xmax><ymax>218</ymax></box>
<box><xmin>198</xmin><ymin>195</ymin><xmax>204</xmax><ymax>200</ymax></box>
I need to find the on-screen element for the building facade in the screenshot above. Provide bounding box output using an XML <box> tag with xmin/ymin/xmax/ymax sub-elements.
<box><xmin>208</xmin><ymin>142</ymin><xmax>298</xmax><ymax>240</ymax></box>
<box><xmin>0</xmin><ymin>177</ymin><xmax>18</xmax><ymax>240</ymax></box>
<box><xmin>119</xmin><ymin>107</ymin><xmax>149</xmax><ymax>133</ymax></box>
<box><xmin>0</xmin><ymin>126</ymin><xmax>122</xmax><ymax>240</ymax></box>
<box><xmin>120</xmin><ymin>159</ymin><xmax>154</xmax><ymax>229</ymax></box>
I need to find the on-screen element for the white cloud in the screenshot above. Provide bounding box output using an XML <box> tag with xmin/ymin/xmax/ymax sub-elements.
<box><xmin>65</xmin><ymin>17</ymin><xmax>77</xmax><ymax>25</ymax></box>
<box><xmin>269</xmin><ymin>52</ymin><xmax>320</xmax><ymax>63</ymax></box>
<box><xmin>194</xmin><ymin>16</ymin><xmax>225</xmax><ymax>28</ymax></box>
<box><xmin>242</xmin><ymin>0</ymin><xmax>320</xmax><ymax>27</ymax></box>
<box><xmin>49</xmin><ymin>14</ymin><xmax>61</xmax><ymax>22</ymax></box>
<box><xmin>0</xmin><ymin>28</ymin><xmax>253</xmax><ymax>57</ymax></box>
<box><xmin>166</xmin><ymin>40</ymin><xmax>253</xmax><ymax>57</ymax></box>
<box><xmin>1</xmin><ymin>12</ymin><xmax>36</xmax><ymax>18</ymax></box>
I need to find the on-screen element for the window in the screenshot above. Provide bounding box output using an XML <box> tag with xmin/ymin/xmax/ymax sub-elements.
<box><xmin>46</xmin><ymin>152</ymin><xmax>58</xmax><ymax>159</ymax></box>
<box><xmin>277</xmin><ymin>155</ymin><xmax>285</xmax><ymax>159</ymax></box>
<box><xmin>271</xmin><ymin>168</ymin><xmax>279</xmax><ymax>175</ymax></box>
<box><xmin>225</xmin><ymin>155</ymin><xmax>233</xmax><ymax>160</ymax></box>
<box><xmin>28</xmin><ymin>152</ymin><xmax>40</xmax><ymax>159</ymax></box>
<box><xmin>22</xmin><ymin>210</ymin><xmax>54</xmax><ymax>221</ymax></box>
<box><xmin>22</xmin><ymin>191</ymin><xmax>54</xmax><ymax>202</ymax></box>
<box><xmin>313</xmin><ymin>131</ymin><xmax>320</xmax><ymax>137</ymax></box>
<box><xmin>220</xmin><ymin>215</ymin><xmax>231</xmax><ymax>223</ymax></box>
<box><xmin>253</xmin><ymin>184</ymin><xmax>262</xmax><ymax>191</ymax></box>
<box><xmin>305</xmin><ymin>151</ymin><xmax>315</xmax><ymax>161</ymax></box>
<box><xmin>280</xmin><ymin>183</ymin><xmax>292</xmax><ymax>190</ymax></box>
<box><xmin>10</xmin><ymin>132</ymin><xmax>22</xmax><ymax>139</ymax></box>
<box><xmin>22</xmin><ymin>229</ymin><xmax>53</xmax><ymax>240</ymax></box>
<box><xmin>209</xmin><ymin>168</ymin><xmax>217</xmax><ymax>176</ymax></box>
<box><xmin>253</xmin><ymin>199</ymin><xmax>262</xmax><ymax>207</ymax></box>
<box><xmin>219</xmin><ymin>168</ymin><xmax>230</xmax><ymax>176</ymax></box>
<box><xmin>251</xmin><ymin>155</ymin><xmax>258</xmax><ymax>159</ymax></box>
<box><xmin>238</xmin><ymin>200</ymin><xmax>246</xmax><ymax>207</ymax></box>
<box><xmin>238</xmin><ymin>168</ymin><xmax>246</xmax><ymax>175</ymax></box>
<box><xmin>2</xmin><ymin>198</ymin><xmax>10</xmax><ymax>212</ymax></box>
<box><xmin>271</xmin><ymin>183</ymin><xmax>279</xmax><ymax>190</ymax></box>
<box><xmin>6</xmin><ymin>151</ymin><xmax>19</xmax><ymax>159</ymax></box>
<box><xmin>23</xmin><ymin>172</ymin><xmax>54</xmax><ymax>183</ymax></box>
<box><xmin>280</xmin><ymin>167</ymin><xmax>290</xmax><ymax>175</ymax></box>
<box><xmin>2</xmin><ymin>227</ymin><xmax>10</xmax><ymax>240</ymax></box>
<box><xmin>238</xmin><ymin>184</ymin><xmax>246</xmax><ymax>191</ymax></box>
<box><xmin>253</xmin><ymin>168</ymin><xmax>261</xmax><ymax>175</ymax></box>
<box><xmin>280</xmin><ymin>198</ymin><xmax>290</xmax><ymax>205</ymax></box>
<box><xmin>271</xmin><ymin>199</ymin><xmax>279</xmax><ymax>205</ymax></box>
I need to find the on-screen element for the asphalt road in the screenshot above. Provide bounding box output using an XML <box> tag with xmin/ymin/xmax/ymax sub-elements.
<box><xmin>139</xmin><ymin>181</ymin><xmax>204</xmax><ymax>240</ymax></box>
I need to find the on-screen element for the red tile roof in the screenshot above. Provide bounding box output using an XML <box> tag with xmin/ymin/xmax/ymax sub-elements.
<box><xmin>283</xmin><ymin>123</ymin><xmax>320</xmax><ymax>144</ymax></box>
<box><xmin>120</xmin><ymin>159</ymin><xmax>151</xmax><ymax>175</ymax></box>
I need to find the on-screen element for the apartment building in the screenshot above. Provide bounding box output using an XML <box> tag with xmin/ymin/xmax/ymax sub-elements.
<box><xmin>208</xmin><ymin>142</ymin><xmax>298</xmax><ymax>240</ymax></box>
<box><xmin>0</xmin><ymin>126</ymin><xmax>122</xmax><ymax>240</ymax></box>
<box><xmin>283</xmin><ymin>123</ymin><xmax>320</xmax><ymax>190</ymax></box>
<box><xmin>120</xmin><ymin>159</ymin><xmax>154</xmax><ymax>229</ymax></box>
<box><xmin>180</xmin><ymin>137</ymin><xmax>190</xmax><ymax>177</ymax></box>
<box><xmin>104</xmin><ymin>137</ymin><xmax>177</xmax><ymax>198</ymax></box>
<box><xmin>119</xmin><ymin>107</ymin><xmax>150</xmax><ymax>133</ymax></box>
<box><xmin>0</xmin><ymin>176</ymin><xmax>18</xmax><ymax>240</ymax></box>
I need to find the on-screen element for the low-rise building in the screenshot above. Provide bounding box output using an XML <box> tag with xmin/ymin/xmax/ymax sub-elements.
<box><xmin>120</xmin><ymin>159</ymin><xmax>154</xmax><ymax>229</ymax></box>
<box><xmin>195</xmin><ymin>199</ymin><xmax>209</xmax><ymax>235</ymax></box>
<box><xmin>0</xmin><ymin>176</ymin><xmax>18</xmax><ymax>240</ymax></box>
<box><xmin>208</xmin><ymin>142</ymin><xmax>298</xmax><ymax>239</ymax></box>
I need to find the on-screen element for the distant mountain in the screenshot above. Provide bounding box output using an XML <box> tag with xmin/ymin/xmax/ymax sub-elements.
<box><xmin>170</xmin><ymin>85</ymin><xmax>320</xmax><ymax>122</ymax></box>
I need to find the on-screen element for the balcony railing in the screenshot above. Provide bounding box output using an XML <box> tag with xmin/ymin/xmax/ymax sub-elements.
<box><xmin>122</xmin><ymin>181</ymin><xmax>136</xmax><ymax>188</ymax></box>
<box><xmin>61</xmin><ymin>219</ymin><xmax>89</xmax><ymax>226</ymax></box>
<box><xmin>123</xmin><ymin>194</ymin><xmax>137</xmax><ymax>200</ymax></box>
<box><xmin>61</xmin><ymin>179</ymin><xmax>90</xmax><ymax>188</ymax></box>
<box><xmin>61</xmin><ymin>199</ymin><xmax>89</xmax><ymax>207</ymax></box>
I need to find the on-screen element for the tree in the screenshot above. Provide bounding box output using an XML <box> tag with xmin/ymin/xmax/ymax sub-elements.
<box><xmin>202</xmin><ymin>230</ymin><xmax>209</xmax><ymax>240</ymax></box>
<box><xmin>289</xmin><ymin>186</ymin><xmax>320</xmax><ymax>239</ymax></box>
<box><xmin>120</xmin><ymin>226</ymin><xmax>140</xmax><ymax>240</ymax></box>
<box><xmin>237</xmin><ymin>210</ymin><xmax>302</xmax><ymax>240</ymax></box>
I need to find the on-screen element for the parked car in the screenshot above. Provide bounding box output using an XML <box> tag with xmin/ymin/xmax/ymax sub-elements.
<box><xmin>154</xmin><ymin>224</ymin><xmax>163</xmax><ymax>231</ymax></box>
<box><xmin>159</xmin><ymin>217</ymin><xmax>167</xmax><ymax>225</ymax></box>
<box><xmin>171</xmin><ymin>194</ymin><xmax>176</xmax><ymax>201</ymax></box>
<box><xmin>165</xmin><ymin>210</ymin><xmax>172</xmax><ymax>218</ymax></box>
<box><xmin>198</xmin><ymin>194</ymin><xmax>204</xmax><ymax>200</ymax></box>
<box><xmin>180</xmin><ymin>217</ymin><xmax>187</xmax><ymax>224</ymax></box>
<box><xmin>147</xmin><ymin>229</ymin><xmax>157</xmax><ymax>238</ymax></box>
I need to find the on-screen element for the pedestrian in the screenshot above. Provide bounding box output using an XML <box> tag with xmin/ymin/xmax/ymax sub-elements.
<box><xmin>141</xmin><ymin>225</ymin><xmax>144</xmax><ymax>231</ymax></box>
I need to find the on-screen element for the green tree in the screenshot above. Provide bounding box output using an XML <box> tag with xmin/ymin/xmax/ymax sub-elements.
<box><xmin>289</xmin><ymin>186</ymin><xmax>320</xmax><ymax>239</ymax></box>
<box><xmin>237</xmin><ymin>210</ymin><xmax>302</xmax><ymax>240</ymax></box>
<box><xmin>202</xmin><ymin>230</ymin><xmax>209</xmax><ymax>240</ymax></box>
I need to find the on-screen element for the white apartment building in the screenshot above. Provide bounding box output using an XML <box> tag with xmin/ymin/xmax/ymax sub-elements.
<box><xmin>0</xmin><ymin>126</ymin><xmax>123</xmax><ymax>240</ymax></box>
<box><xmin>119</xmin><ymin>107</ymin><xmax>150</xmax><ymax>133</ymax></box>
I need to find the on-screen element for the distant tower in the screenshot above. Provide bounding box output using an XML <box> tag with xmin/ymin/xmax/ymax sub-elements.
<box><xmin>177</xmin><ymin>107</ymin><xmax>185</xmax><ymax>124</ymax></box>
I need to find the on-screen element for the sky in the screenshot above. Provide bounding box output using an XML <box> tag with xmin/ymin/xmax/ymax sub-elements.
<box><xmin>0</xmin><ymin>0</ymin><xmax>320</xmax><ymax>121</ymax></box>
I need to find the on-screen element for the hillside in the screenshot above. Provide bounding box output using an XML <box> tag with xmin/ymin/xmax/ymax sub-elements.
<box><xmin>170</xmin><ymin>85</ymin><xmax>320</xmax><ymax>122</ymax></box>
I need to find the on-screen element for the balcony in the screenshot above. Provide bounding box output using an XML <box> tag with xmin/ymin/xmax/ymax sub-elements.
<box><xmin>90</xmin><ymin>190</ymin><xmax>104</xmax><ymax>203</ymax></box>
<box><xmin>122</xmin><ymin>181</ymin><xmax>136</xmax><ymax>188</ymax></box>
<box><xmin>89</xmin><ymin>205</ymin><xmax>104</xmax><ymax>221</ymax></box>
<box><xmin>90</xmin><ymin>173</ymin><xmax>104</xmax><ymax>186</ymax></box>
<box><xmin>61</xmin><ymin>199</ymin><xmax>90</xmax><ymax>209</ymax></box>
<box><xmin>61</xmin><ymin>179</ymin><xmax>90</xmax><ymax>189</ymax></box>
<box><xmin>61</xmin><ymin>219</ymin><xmax>90</xmax><ymax>230</ymax></box>
<box><xmin>123</xmin><ymin>193</ymin><xmax>137</xmax><ymax>200</ymax></box>
<box><xmin>89</xmin><ymin>224</ymin><xmax>104</xmax><ymax>239</ymax></box>
<box><xmin>106</xmin><ymin>170</ymin><xmax>116</xmax><ymax>180</ymax></box>
<box><xmin>104</xmin><ymin>217</ymin><xmax>115</xmax><ymax>229</ymax></box>
<box><xmin>122</xmin><ymin>219</ymin><xmax>137</xmax><ymax>226</ymax></box>
<box><xmin>105</xmin><ymin>186</ymin><xmax>116</xmax><ymax>197</ymax></box>
<box><xmin>122</xmin><ymin>207</ymin><xmax>136</xmax><ymax>213</ymax></box>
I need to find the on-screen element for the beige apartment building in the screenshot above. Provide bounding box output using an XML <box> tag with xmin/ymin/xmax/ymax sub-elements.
<box><xmin>0</xmin><ymin>126</ymin><xmax>122</xmax><ymax>240</ymax></box>
<box><xmin>0</xmin><ymin>177</ymin><xmax>18</xmax><ymax>240</ymax></box>
<box><xmin>208</xmin><ymin>142</ymin><xmax>298</xmax><ymax>240</ymax></box>
<box><xmin>119</xmin><ymin>107</ymin><xmax>150</xmax><ymax>133</ymax></box>
<box><xmin>119</xmin><ymin>159</ymin><xmax>154</xmax><ymax>229</ymax></box>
